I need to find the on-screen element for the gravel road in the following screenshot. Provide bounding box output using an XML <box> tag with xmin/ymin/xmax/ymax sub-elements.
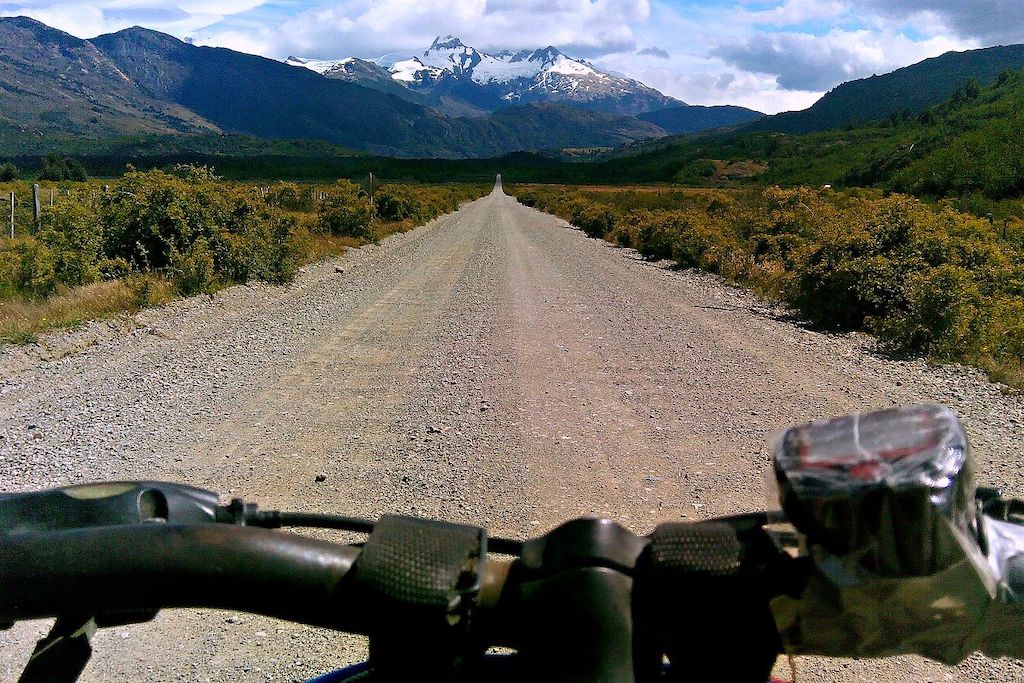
<box><xmin>2</xmin><ymin>182</ymin><xmax>1024</xmax><ymax>682</ymax></box>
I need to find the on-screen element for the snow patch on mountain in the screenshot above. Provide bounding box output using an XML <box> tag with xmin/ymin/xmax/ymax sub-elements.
<box><xmin>285</xmin><ymin>36</ymin><xmax>682</xmax><ymax>115</ymax></box>
<box><xmin>285</xmin><ymin>56</ymin><xmax>346</xmax><ymax>74</ymax></box>
<box><xmin>389</xmin><ymin>57</ymin><xmax>445</xmax><ymax>83</ymax></box>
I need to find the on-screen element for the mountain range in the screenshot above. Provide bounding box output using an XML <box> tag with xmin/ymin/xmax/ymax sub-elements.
<box><xmin>287</xmin><ymin>35</ymin><xmax>684</xmax><ymax>117</ymax></box>
<box><xmin>0</xmin><ymin>18</ymin><xmax>764</xmax><ymax>158</ymax></box>
<box><xmin>4</xmin><ymin>14</ymin><xmax>1024</xmax><ymax>164</ymax></box>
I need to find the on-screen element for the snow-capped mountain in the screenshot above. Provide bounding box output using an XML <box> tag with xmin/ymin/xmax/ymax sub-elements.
<box><xmin>287</xmin><ymin>36</ymin><xmax>682</xmax><ymax>116</ymax></box>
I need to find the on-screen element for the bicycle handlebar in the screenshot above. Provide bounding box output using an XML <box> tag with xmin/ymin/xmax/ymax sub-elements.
<box><xmin>0</xmin><ymin>487</ymin><xmax>784</xmax><ymax>683</ymax></box>
<box><xmin>0</xmin><ymin>524</ymin><xmax>362</xmax><ymax>629</ymax></box>
<box><xmin>5</xmin><ymin>404</ymin><xmax>1024</xmax><ymax>682</ymax></box>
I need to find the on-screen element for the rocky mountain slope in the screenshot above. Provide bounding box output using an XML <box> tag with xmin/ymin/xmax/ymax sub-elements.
<box><xmin>0</xmin><ymin>17</ymin><xmax>216</xmax><ymax>138</ymax></box>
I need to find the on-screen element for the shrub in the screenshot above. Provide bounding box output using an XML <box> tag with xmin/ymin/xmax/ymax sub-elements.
<box><xmin>7</xmin><ymin>239</ymin><xmax>57</xmax><ymax>297</ymax></box>
<box><xmin>512</xmin><ymin>182</ymin><xmax>1024</xmax><ymax>387</ymax></box>
<box><xmin>875</xmin><ymin>265</ymin><xmax>983</xmax><ymax>358</ymax></box>
<box><xmin>375</xmin><ymin>186</ymin><xmax>425</xmax><ymax>222</ymax></box>
<box><xmin>172</xmin><ymin>238</ymin><xmax>216</xmax><ymax>296</ymax></box>
<box><xmin>0</xmin><ymin>162</ymin><xmax>18</xmax><ymax>181</ymax></box>
<box><xmin>318</xmin><ymin>181</ymin><xmax>373</xmax><ymax>240</ymax></box>
<box><xmin>266</xmin><ymin>182</ymin><xmax>313</xmax><ymax>212</ymax></box>
<box><xmin>37</xmin><ymin>200</ymin><xmax>103</xmax><ymax>288</ymax></box>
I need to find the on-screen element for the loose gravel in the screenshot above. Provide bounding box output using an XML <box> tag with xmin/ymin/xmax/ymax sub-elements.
<box><xmin>1</xmin><ymin>184</ymin><xmax>1023</xmax><ymax>682</ymax></box>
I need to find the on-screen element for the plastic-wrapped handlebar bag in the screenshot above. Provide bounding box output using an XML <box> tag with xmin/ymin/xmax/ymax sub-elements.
<box><xmin>769</xmin><ymin>404</ymin><xmax>1024</xmax><ymax>663</ymax></box>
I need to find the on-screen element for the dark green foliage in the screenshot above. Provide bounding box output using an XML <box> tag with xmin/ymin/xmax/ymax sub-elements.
<box><xmin>38</xmin><ymin>154</ymin><xmax>87</xmax><ymax>181</ymax></box>
<box><xmin>578</xmin><ymin>68</ymin><xmax>1024</xmax><ymax>207</ymax></box>
<box><xmin>37</xmin><ymin>199</ymin><xmax>104</xmax><ymax>288</ymax></box>
<box><xmin>371</xmin><ymin>184</ymin><xmax>475</xmax><ymax>222</ymax></box>
<box><xmin>374</xmin><ymin>186</ymin><xmax>428</xmax><ymax>222</ymax></box>
<box><xmin>266</xmin><ymin>182</ymin><xmax>314</xmax><ymax>212</ymax></box>
<box><xmin>1</xmin><ymin>166</ymin><xmax>304</xmax><ymax>299</ymax></box>
<box><xmin>0</xmin><ymin>162</ymin><xmax>17</xmax><ymax>181</ymax></box>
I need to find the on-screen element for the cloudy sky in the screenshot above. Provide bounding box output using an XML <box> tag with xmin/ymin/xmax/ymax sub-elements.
<box><xmin>0</xmin><ymin>0</ymin><xmax>1018</xmax><ymax>113</ymax></box>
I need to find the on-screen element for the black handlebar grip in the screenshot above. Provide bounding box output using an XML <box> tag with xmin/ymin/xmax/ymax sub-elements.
<box><xmin>347</xmin><ymin>515</ymin><xmax>486</xmax><ymax>680</ymax></box>
<box><xmin>647</xmin><ymin>521</ymin><xmax>741</xmax><ymax>575</ymax></box>
<box><xmin>0</xmin><ymin>524</ymin><xmax>359</xmax><ymax>627</ymax></box>
<box><xmin>634</xmin><ymin>521</ymin><xmax>781</xmax><ymax>682</ymax></box>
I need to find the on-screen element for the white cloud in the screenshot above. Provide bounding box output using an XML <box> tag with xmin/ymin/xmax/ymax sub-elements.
<box><xmin>855</xmin><ymin>0</ymin><xmax>1024</xmax><ymax>45</ymax></box>
<box><xmin>594</xmin><ymin>47</ymin><xmax>823</xmax><ymax>113</ymax></box>
<box><xmin>0</xmin><ymin>0</ymin><xmax>266</xmax><ymax>38</ymax></box>
<box><xmin>194</xmin><ymin>0</ymin><xmax>650</xmax><ymax>59</ymax></box>
<box><xmin>742</xmin><ymin>0</ymin><xmax>848</xmax><ymax>26</ymax></box>
<box><xmin>711</xmin><ymin>28</ymin><xmax>972</xmax><ymax>91</ymax></box>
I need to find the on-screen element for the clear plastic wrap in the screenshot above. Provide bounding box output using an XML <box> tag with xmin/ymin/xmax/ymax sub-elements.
<box><xmin>769</xmin><ymin>404</ymin><xmax>1024</xmax><ymax>663</ymax></box>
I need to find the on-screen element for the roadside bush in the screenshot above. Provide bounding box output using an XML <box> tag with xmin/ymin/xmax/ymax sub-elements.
<box><xmin>0</xmin><ymin>163</ymin><xmax>18</xmax><ymax>181</ymax></box>
<box><xmin>318</xmin><ymin>181</ymin><xmax>373</xmax><ymax>240</ymax></box>
<box><xmin>873</xmin><ymin>265</ymin><xmax>983</xmax><ymax>358</ymax></box>
<box><xmin>266</xmin><ymin>182</ymin><xmax>313</xmax><ymax>212</ymax></box>
<box><xmin>171</xmin><ymin>238</ymin><xmax>216</xmax><ymax>296</ymax></box>
<box><xmin>631</xmin><ymin>210</ymin><xmax>677</xmax><ymax>261</ymax></box>
<box><xmin>510</xmin><ymin>183</ymin><xmax>1024</xmax><ymax>388</ymax></box>
<box><xmin>95</xmin><ymin>166</ymin><xmax>302</xmax><ymax>293</ymax></box>
<box><xmin>1</xmin><ymin>173</ymin><xmax>487</xmax><ymax>344</ymax></box>
<box><xmin>215</xmin><ymin>198</ymin><xmax>300</xmax><ymax>284</ymax></box>
<box><xmin>572</xmin><ymin>202</ymin><xmax>616</xmax><ymax>239</ymax></box>
<box><xmin>37</xmin><ymin>200</ymin><xmax>103</xmax><ymax>288</ymax></box>
<box><xmin>375</xmin><ymin>185</ymin><xmax>426</xmax><ymax>222</ymax></box>
<box><xmin>2</xmin><ymin>239</ymin><xmax>57</xmax><ymax>297</ymax></box>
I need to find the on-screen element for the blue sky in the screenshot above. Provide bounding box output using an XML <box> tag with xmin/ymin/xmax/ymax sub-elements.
<box><xmin>0</xmin><ymin>0</ymin><xmax>1018</xmax><ymax>113</ymax></box>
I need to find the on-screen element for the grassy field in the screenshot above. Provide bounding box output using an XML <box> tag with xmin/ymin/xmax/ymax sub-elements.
<box><xmin>0</xmin><ymin>168</ymin><xmax>488</xmax><ymax>343</ymax></box>
<box><xmin>510</xmin><ymin>183</ymin><xmax>1024</xmax><ymax>390</ymax></box>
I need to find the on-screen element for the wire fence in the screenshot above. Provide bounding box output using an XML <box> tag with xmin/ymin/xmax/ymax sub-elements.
<box><xmin>0</xmin><ymin>183</ymin><xmax>78</xmax><ymax>239</ymax></box>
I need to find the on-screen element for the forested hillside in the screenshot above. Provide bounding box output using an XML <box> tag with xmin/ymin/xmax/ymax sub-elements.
<box><xmin>591</xmin><ymin>69</ymin><xmax>1024</xmax><ymax>213</ymax></box>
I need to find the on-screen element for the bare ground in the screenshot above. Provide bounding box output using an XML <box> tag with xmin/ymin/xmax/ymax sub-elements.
<box><xmin>2</xmin><ymin>185</ymin><xmax>1023</xmax><ymax>682</ymax></box>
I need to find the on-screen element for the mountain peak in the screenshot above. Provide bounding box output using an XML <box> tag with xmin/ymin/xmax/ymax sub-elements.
<box><xmin>529</xmin><ymin>46</ymin><xmax>563</xmax><ymax>64</ymax></box>
<box><xmin>285</xmin><ymin>35</ymin><xmax>682</xmax><ymax>117</ymax></box>
<box><xmin>429</xmin><ymin>35</ymin><xmax>465</xmax><ymax>51</ymax></box>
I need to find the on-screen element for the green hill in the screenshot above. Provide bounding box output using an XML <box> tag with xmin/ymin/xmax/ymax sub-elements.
<box><xmin>746</xmin><ymin>44</ymin><xmax>1024</xmax><ymax>134</ymax></box>
<box><xmin>587</xmin><ymin>68</ymin><xmax>1024</xmax><ymax>208</ymax></box>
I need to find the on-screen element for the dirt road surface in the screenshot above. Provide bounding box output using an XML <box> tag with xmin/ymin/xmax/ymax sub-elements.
<box><xmin>2</xmin><ymin>183</ymin><xmax>1024</xmax><ymax>682</ymax></box>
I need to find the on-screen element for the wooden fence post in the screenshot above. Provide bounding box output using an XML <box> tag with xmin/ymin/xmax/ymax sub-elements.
<box><xmin>49</xmin><ymin>189</ymin><xmax>54</xmax><ymax>207</ymax></box>
<box><xmin>32</xmin><ymin>183</ymin><xmax>41</xmax><ymax>230</ymax></box>
<box><xmin>7</xmin><ymin>192</ymin><xmax>13</xmax><ymax>239</ymax></box>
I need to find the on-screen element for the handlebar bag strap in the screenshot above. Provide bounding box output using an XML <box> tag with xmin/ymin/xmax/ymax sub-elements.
<box><xmin>348</xmin><ymin>515</ymin><xmax>486</xmax><ymax>679</ymax></box>
<box><xmin>634</xmin><ymin>521</ymin><xmax>781</xmax><ymax>683</ymax></box>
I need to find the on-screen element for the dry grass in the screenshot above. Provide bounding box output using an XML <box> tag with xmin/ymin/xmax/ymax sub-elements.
<box><xmin>298</xmin><ymin>220</ymin><xmax>420</xmax><ymax>264</ymax></box>
<box><xmin>0</xmin><ymin>276</ymin><xmax>173</xmax><ymax>344</ymax></box>
<box><xmin>977</xmin><ymin>356</ymin><xmax>1024</xmax><ymax>394</ymax></box>
<box><xmin>301</xmin><ymin>233</ymin><xmax>362</xmax><ymax>262</ymax></box>
<box><xmin>373</xmin><ymin>219</ymin><xmax>417</xmax><ymax>240</ymax></box>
